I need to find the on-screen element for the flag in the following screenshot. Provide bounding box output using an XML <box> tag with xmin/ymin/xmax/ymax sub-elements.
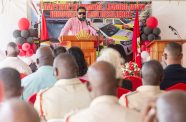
<box><xmin>132</xmin><ymin>10</ymin><xmax>142</xmax><ymax>68</ymax></box>
<box><xmin>40</xmin><ymin>12</ymin><xmax>49</xmax><ymax>41</ymax></box>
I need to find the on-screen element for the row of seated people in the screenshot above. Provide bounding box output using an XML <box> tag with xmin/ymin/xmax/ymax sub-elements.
<box><xmin>0</xmin><ymin>41</ymin><xmax>186</xmax><ymax>122</ymax></box>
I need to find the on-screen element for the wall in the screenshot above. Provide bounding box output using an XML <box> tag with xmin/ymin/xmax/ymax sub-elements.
<box><xmin>0</xmin><ymin>0</ymin><xmax>28</xmax><ymax>50</ymax></box>
<box><xmin>152</xmin><ymin>1</ymin><xmax>186</xmax><ymax>40</ymax></box>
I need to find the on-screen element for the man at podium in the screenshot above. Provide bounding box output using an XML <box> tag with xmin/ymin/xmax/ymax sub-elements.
<box><xmin>58</xmin><ymin>6</ymin><xmax>97</xmax><ymax>41</ymax></box>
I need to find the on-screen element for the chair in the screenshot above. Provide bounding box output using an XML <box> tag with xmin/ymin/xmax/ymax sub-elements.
<box><xmin>27</xmin><ymin>93</ymin><xmax>37</xmax><ymax>105</ymax></box>
<box><xmin>20</xmin><ymin>73</ymin><xmax>27</xmax><ymax>79</ymax></box>
<box><xmin>117</xmin><ymin>87</ymin><xmax>131</xmax><ymax>98</ymax></box>
<box><xmin>166</xmin><ymin>83</ymin><xmax>186</xmax><ymax>92</ymax></box>
<box><xmin>124</xmin><ymin>76</ymin><xmax>142</xmax><ymax>91</ymax></box>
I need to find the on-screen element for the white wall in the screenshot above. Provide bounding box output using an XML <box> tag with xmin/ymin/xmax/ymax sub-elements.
<box><xmin>152</xmin><ymin>1</ymin><xmax>186</xmax><ymax>40</ymax></box>
<box><xmin>0</xmin><ymin>0</ymin><xmax>28</xmax><ymax>50</ymax></box>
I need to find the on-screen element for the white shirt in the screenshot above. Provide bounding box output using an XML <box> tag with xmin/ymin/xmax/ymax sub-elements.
<box><xmin>66</xmin><ymin>95</ymin><xmax>142</xmax><ymax>122</ymax></box>
<box><xmin>34</xmin><ymin>78</ymin><xmax>92</xmax><ymax>120</ymax></box>
<box><xmin>0</xmin><ymin>57</ymin><xmax>32</xmax><ymax>75</ymax></box>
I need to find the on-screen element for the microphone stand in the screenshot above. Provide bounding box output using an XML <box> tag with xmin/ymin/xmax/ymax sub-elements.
<box><xmin>169</xmin><ymin>27</ymin><xmax>182</xmax><ymax>39</ymax></box>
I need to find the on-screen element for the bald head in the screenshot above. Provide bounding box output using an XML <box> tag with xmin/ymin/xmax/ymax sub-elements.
<box><xmin>88</xmin><ymin>61</ymin><xmax>117</xmax><ymax>98</ymax></box>
<box><xmin>36</xmin><ymin>46</ymin><xmax>54</xmax><ymax>67</ymax></box>
<box><xmin>53</xmin><ymin>53</ymin><xmax>78</xmax><ymax>80</ymax></box>
<box><xmin>0</xmin><ymin>99</ymin><xmax>40</xmax><ymax>122</ymax></box>
<box><xmin>142</xmin><ymin>60</ymin><xmax>163</xmax><ymax>85</ymax></box>
<box><xmin>6</xmin><ymin>42</ymin><xmax>19</xmax><ymax>57</ymax></box>
<box><xmin>157</xmin><ymin>91</ymin><xmax>186</xmax><ymax>122</ymax></box>
<box><xmin>165</xmin><ymin>42</ymin><xmax>182</xmax><ymax>59</ymax></box>
<box><xmin>0</xmin><ymin>68</ymin><xmax>23</xmax><ymax>100</ymax></box>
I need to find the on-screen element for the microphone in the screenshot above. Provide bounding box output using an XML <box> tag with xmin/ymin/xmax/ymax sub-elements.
<box><xmin>86</xmin><ymin>20</ymin><xmax>90</xmax><ymax>26</ymax></box>
<box><xmin>168</xmin><ymin>25</ymin><xmax>176</xmax><ymax>31</ymax></box>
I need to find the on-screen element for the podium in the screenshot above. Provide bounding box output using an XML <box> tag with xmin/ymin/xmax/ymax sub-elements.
<box><xmin>147</xmin><ymin>40</ymin><xmax>186</xmax><ymax>61</ymax></box>
<box><xmin>59</xmin><ymin>36</ymin><xmax>103</xmax><ymax>65</ymax></box>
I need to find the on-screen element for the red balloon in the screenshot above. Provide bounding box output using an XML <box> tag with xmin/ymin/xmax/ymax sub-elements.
<box><xmin>146</xmin><ymin>16</ymin><xmax>158</xmax><ymax>29</ymax></box>
<box><xmin>19</xmin><ymin>49</ymin><xmax>26</xmax><ymax>56</ymax></box>
<box><xmin>141</xmin><ymin>44</ymin><xmax>146</xmax><ymax>51</ymax></box>
<box><xmin>26</xmin><ymin>49</ymin><xmax>34</xmax><ymax>57</ymax></box>
<box><xmin>22</xmin><ymin>43</ymin><xmax>31</xmax><ymax>51</ymax></box>
<box><xmin>18</xmin><ymin>18</ymin><xmax>30</xmax><ymax>30</ymax></box>
<box><xmin>17</xmin><ymin>44</ymin><xmax>22</xmax><ymax>49</ymax></box>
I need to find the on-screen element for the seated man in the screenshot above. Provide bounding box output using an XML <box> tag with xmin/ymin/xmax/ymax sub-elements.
<box><xmin>0</xmin><ymin>42</ymin><xmax>32</xmax><ymax>75</ymax></box>
<box><xmin>0</xmin><ymin>68</ymin><xmax>23</xmax><ymax>100</ymax></box>
<box><xmin>160</xmin><ymin>42</ymin><xmax>186</xmax><ymax>90</ymax></box>
<box><xmin>143</xmin><ymin>90</ymin><xmax>186</xmax><ymax>122</ymax></box>
<box><xmin>34</xmin><ymin>53</ymin><xmax>91</xmax><ymax>120</ymax></box>
<box><xmin>22</xmin><ymin>46</ymin><xmax>56</xmax><ymax>100</ymax></box>
<box><xmin>119</xmin><ymin>60</ymin><xmax>164</xmax><ymax>112</ymax></box>
<box><xmin>66</xmin><ymin>61</ymin><xmax>141</xmax><ymax>122</ymax></box>
<box><xmin>0</xmin><ymin>99</ymin><xmax>40</xmax><ymax>122</ymax></box>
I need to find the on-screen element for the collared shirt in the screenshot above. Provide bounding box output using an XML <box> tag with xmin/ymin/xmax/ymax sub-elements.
<box><xmin>21</xmin><ymin>66</ymin><xmax>56</xmax><ymax>100</ymax></box>
<box><xmin>60</xmin><ymin>17</ymin><xmax>97</xmax><ymax>36</ymax></box>
<box><xmin>160</xmin><ymin>64</ymin><xmax>186</xmax><ymax>90</ymax></box>
<box><xmin>34</xmin><ymin>78</ymin><xmax>92</xmax><ymax>120</ymax></box>
<box><xmin>119</xmin><ymin>85</ymin><xmax>163</xmax><ymax>112</ymax></box>
<box><xmin>0</xmin><ymin>57</ymin><xmax>32</xmax><ymax>75</ymax></box>
<box><xmin>67</xmin><ymin>95</ymin><xmax>142</xmax><ymax>122</ymax></box>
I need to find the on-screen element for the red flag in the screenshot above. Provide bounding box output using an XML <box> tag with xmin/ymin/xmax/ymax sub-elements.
<box><xmin>40</xmin><ymin>12</ymin><xmax>49</xmax><ymax>41</ymax></box>
<box><xmin>132</xmin><ymin>10</ymin><xmax>142</xmax><ymax>68</ymax></box>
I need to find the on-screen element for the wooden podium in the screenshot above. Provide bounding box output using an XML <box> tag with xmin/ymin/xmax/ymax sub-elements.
<box><xmin>147</xmin><ymin>40</ymin><xmax>186</xmax><ymax>61</ymax></box>
<box><xmin>60</xmin><ymin>36</ymin><xmax>103</xmax><ymax>65</ymax></box>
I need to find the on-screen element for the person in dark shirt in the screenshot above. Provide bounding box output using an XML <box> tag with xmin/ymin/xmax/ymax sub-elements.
<box><xmin>160</xmin><ymin>42</ymin><xmax>186</xmax><ymax>90</ymax></box>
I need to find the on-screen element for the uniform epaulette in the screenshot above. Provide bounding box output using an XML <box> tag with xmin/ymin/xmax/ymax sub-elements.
<box><xmin>125</xmin><ymin>91</ymin><xmax>138</xmax><ymax>97</ymax></box>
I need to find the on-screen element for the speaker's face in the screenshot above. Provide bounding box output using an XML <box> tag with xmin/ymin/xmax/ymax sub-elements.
<box><xmin>77</xmin><ymin>9</ymin><xmax>86</xmax><ymax>21</ymax></box>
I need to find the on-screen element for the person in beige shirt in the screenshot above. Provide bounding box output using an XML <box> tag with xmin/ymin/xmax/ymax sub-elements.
<box><xmin>143</xmin><ymin>90</ymin><xmax>186</xmax><ymax>122</ymax></box>
<box><xmin>0</xmin><ymin>42</ymin><xmax>32</xmax><ymax>75</ymax></box>
<box><xmin>34</xmin><ymin>53</ymin><xmax>91</xmax><ymax>120</ymax></box>
<box><xmin>119</xmin><ymin>60</ymin><xmax>164</xmax><ymax>112</ymax></box>
<box><xmin>65</xmin><ymin>61</ymin><xmax>142</xmax><ymax>122</ymax></box>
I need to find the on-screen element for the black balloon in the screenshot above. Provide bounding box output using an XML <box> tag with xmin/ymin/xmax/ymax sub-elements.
<box><xmin>16</xmin><ymin>37</ymin><xmax>25</xmax><ymax>45</ymax></box>
<box><xmin>153</xmin><ymin>27</ymin><xmax>161</xmax><ymax>36</ymax></box>
<box><xmin>21</xmin><ymin>30</ymin><xmax>30</xmax><ymax>38</ymax></box>
<box><xmin>29</xmin><ymin>28</ymin><xmax>37</xmax><ymax>37</ymax></box>
<box><xmin>13</xmin><ymin>30</ymin><xmax>21</xmax><ymax>38</ymax></box>
<box><xmin>148</xmin><ymin>34</ymin><xmax>156</xmax><ymax>41</ymax></box>
<box><xmin>155</xmin><ymin>36</ymin><xmax>161</xmax><ymax>40</ymax></box>
<box><xmin>27</xmin><ymin>37</ymin><xmax>34</xmax><ymax>43</ymax></box>
<box><xmin>141</xmin><ymin>33</ymin><xmax>148</xmax><ymax>41</ymax></box>
<box><xmin>143</xmin><ymin>26</ymin><xmax>152</xmax><ymax>35</ymax></box>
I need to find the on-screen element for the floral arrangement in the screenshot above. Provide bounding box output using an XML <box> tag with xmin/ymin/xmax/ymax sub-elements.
<box><xmin>121</xmin><ymin>61</ymin><xmax>141</xmax><ymax>77</ymax></box>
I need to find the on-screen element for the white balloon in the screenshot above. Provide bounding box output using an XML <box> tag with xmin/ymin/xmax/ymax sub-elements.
<box><xmin>141</xmin><ymin>51</ymin><xmax>150</xmax><ymax>63</ymax></box>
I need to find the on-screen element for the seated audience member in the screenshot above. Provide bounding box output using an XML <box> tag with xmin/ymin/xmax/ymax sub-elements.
<box><xmin>0</xmin><ymin>68</ymin><xmax>23</xmax><ymax>100</ymax></box>
<box><xmin>53</xmin><ymin>46</ymin><xmax>67</xmax><ymax>57</ymax></box>
<box><xmin>22</xmin><ymin>46</ymin><xmax>56</xmax><ymax>100</ymax></box>
<box><xmin>0</xmin><ymin>99</ymin><xmax>40</xmax><ymax>122</ymax></box>
<box><xmin>97</xmin><ymin>48</ymin><xmax>123</xmax><ymax>80</ymax></box>
<box><xmin>119</xmin><ymin>60</ymin><xmax>164</xmax><ymax>112</ymax></box>
<box><xmin>68</xmin><ymin>47</ymin><xmax>88</xmax><ymax>77</ymax></box>
<box><xmin>34</xmin><ymin>53</ymin><xmax>91</xmax><ymax>120</ymax></box>
<box><xmin>0</xmin><ymin>42</ymin><xmax>32</xmax><ymax>75</ymax></box>
<box><xmin>143</xmin><ymin>90</ymin><xmax>186</xmax><ymax>122</ymax></box>
<box><xmin>66</xmin><ymin>61</ymin><xmax>142</xmax><ymax>122</ymax></box>
<box><xmin>160</xmin><ymin>42</ymin><xmax>186</xmax><ymax>90</ymax></box>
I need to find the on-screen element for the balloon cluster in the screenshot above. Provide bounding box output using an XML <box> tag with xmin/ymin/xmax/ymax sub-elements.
<box><xmin>13</xmin><ymin>18</ymin><xmax>38</xmax><ymax>57</ymax></box>
<box><xmin>140</xmin><ymin>16</ymin><xmax>161</xmax><ymax>41</ymax></box>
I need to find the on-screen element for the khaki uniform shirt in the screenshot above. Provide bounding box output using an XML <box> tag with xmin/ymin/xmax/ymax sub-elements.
<box><xmin>66</xmin><ymin>95</ymin><xmax>142</xmax><ymax>122</ymax></box>
<box><xmin>119</xmin><ymin>86</ymin><xmax>164</xmax><ymax>112</ymax></box>
<box><xmin>34</xmin><ymin>78</ymin><xmax>92</xmax><ymax>120</ymax></box>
